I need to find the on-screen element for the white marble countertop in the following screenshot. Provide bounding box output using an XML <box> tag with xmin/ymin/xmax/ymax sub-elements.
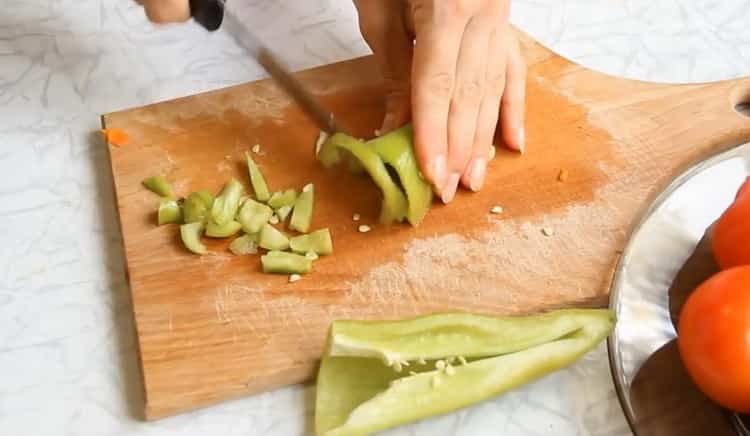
<box><xmin>2</xmin><ymin>1</ymin><xmax>749</xmax><ymax>435</ymax></box>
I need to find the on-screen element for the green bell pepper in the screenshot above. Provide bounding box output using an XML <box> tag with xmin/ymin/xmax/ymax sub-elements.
<box><xmin>142</xmin><ymin>175</ymin><xmax>174</xmax><ymax>198</ymax></box>
<box><xmin>157</xmin><ymin>198</ymin><xmax>182</xmax><ymax>225</ymax></box>
<box><xmin>289</xmin><ymin>228</ymin><xmax>333</xmax><ymax>255</ymax></box>
<box><xmin>315</xmin><ymin>308</ymin><xmax>615</xmax><ymax>436</ymax></box>
<box><xmin>267</xmin><ymin>189</ymin><xmax>298</xmax><ymax>209</ymax></box>
<box><xmin>290</xmin><ymin>183</ymin><xmax>314</xmax><ymax>233</ymax></box>
<box><xmin>369</xmin><ymin>124</ymin><xmax>433</xmax><ymax>226</ymax></box>
<box><xmin>246</xmin><ymin>152</ymin><xmax>270</xmax><ymax>202</ymax></box>
<box><xmin>237</xmin><ymin>198</ymin><xmax>273</xmax><ymax>234</ymax></box>
<box><xmin>182</xmin><ymin>189</ymin><xmax>214</xmax><ymax>224</ymax></box>
<box><xmin>321</xmin><ymin>133</ymin><xmax>408</xmax><ymax>225</ymax></box>
<box><xmin>179</xmin><ymin>222</ymin><xmax>207</xmax><ymax>255</ymax></box>
<box><xmin>211</xmin><ymin>178</ymin><xmax>244</xmax><ymax>226</ymax></box>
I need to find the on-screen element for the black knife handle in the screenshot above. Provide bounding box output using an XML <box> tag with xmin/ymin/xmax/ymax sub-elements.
<box><xmin>190</xmin><ymin>0</ymin><xmax>224</xmax><ymax>31</ymax></box>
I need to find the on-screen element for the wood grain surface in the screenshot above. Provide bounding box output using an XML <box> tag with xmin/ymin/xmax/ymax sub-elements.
<box><xmin>102</xmin><ymin>30</ymin><xmax>750</xmax><ymax>419</ymax></box>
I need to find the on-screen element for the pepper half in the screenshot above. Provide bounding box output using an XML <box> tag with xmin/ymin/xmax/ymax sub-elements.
<box><xmin>315</xmin><ymin>308</ymin><xmax>615</xmax><ymax>436</ymax></box>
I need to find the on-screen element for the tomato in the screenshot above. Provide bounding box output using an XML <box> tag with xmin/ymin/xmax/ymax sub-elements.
<box><xmin>712</xmin><ymin>176</ymin><xmax>750</xmax><ymax>269</ymax></box>
<box><xmin>677</xmin><ymin>266</ymin><xmax>750</xmax><ymax>412</ymax></box>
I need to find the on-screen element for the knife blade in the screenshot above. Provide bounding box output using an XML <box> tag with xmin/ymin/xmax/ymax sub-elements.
<box><xmin>189</xmin><ymin>0</ymin><xmax>342</xmax><ymax>134</ymax></box>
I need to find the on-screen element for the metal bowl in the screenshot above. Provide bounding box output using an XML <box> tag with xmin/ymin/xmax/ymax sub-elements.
<box><xmin>607</xmin><ymin>142</ymin><xmax>750</xmax><ymax>435</ymax></box>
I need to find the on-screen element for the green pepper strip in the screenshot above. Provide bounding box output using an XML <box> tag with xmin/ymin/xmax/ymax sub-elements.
<box><xmin>322</xmin><ymin>133</ymin><xmax>408</xmax><ymax>224</ymax></box>
<box><xmin>211</xmin><ymin>178</ymin><xmax>244</xmax><ymax>226</ymax></box>
<box><xmin>179</xmin><ymin>222</ymin><xmax>207</xmax><ymax>255</ymax></box>
<box><xmin>246</xmin><ymin>152</ymin><xmax>270</xmax><ymax>202</ymax></box>
<box><xmin>157</xmin><ymin>198</ymin><xmax>182</xmax><ymax>225</ymax></box>
<box><xmin>205</xmin><ymin>220</ymin><xmax>242</xmax><ymax>238</ymax></box>
<box><xmin>258</xmin><ymin>223</ymin><xmax>290</xmax><ymax>250</ymax></box>
<box><xmin>290</xmin><ymin>183</ymin><xmax>314</xmax><ymax>233</ymax></box>
<box><xmin>315</xmin><ymin>309</ymin><xmax>615</xmax><ymax>436</ymax></box>
<box><xmin>229</xmin><ymin>233</ymin><xmax>258</xmax><ymax>255</ymax></box>
<box><xmin>369</xmin><ymin>124</ymin><xmax>433</xmax><ymax>226</ymax></box>
<box><xmin>261</xmin><ymin>250</ymin><xmax>313</xmax><ymax>274</ymax></box>
<box><xmin>142</xmin><ymin>175</ymin><xmax>174</xmax><ymax>198</ymax></box>
<box><xmin>276</xmin><ymin>205</ymin><xmax>293</xmax><ymax>222</ymax></box>
<box><xmin>237</xmin><ymin>198</ymin><xmax>273</xmax><ymax>234</ymax></box>
<box><xmin>182</xmin><ymin>189</ymin><xmax>214</xmax><ymax>224</ymax></box>
<box><xmin>289</xmin><ymin>228</ymin><xmax>332</xmax><ymax>255</ymax></box>
<box><xmin>268</xmin><ymin>189</ymin><xmax>298</xmax><ymax>209</ymax></box>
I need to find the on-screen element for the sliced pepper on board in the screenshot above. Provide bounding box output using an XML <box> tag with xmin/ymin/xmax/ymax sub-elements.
<box><xmin>267</xmin><ymin>189</ymin><xmax>298</xmax><ymax>209</ymax></box>
<box><xmin>290</xmin><ymin>183</ymin><xmax>314</xmax><ymax>233</ymax></box>
<box><xmin>369</xmin><ymin>124</ymin><xmax>433</xmax><ymax>226</ymax></box>
<box><xmin>258</xmin><ymin>223</ymin><xmax>290</xmax><ymax>251</ymax></box>
<box><xmin>228</xmin><ymin>233</ymin><xmax>258</xmax><ymax>255</ymax></box>
<box><xmin>321</xmin><ymin>133</ymin><xmax>408</xmax><ymax>225</ymax></box>
<box><xmin>315</xmin><ymin>309</ymin><xmax>615</xmax><ymax>436</ymax></box>
<box><xmin>157</xmin><ymin>198</ymin><xmax>182</xmax><ymax>225</ymax></box>
<box><xmin>211</xmin><ymin>178</ymin><xmax>244</xmax><ymax>226</ymax></box>
<box><xmin>205</xmin><ymin>220</ymin><xmax>242</xmax><ymax>238</ymax></box>
<box><xmin>261</xmin><ymin>250</ymin><xmax>313</xmax><ymax>274</ymax></box>
<box><xmin>180</xmin><ymin>222</ymin><xmax>207</xmax><ymax>255</ymax></box>
<box><xmin>246</xmin><ymin>152</ymin><xmax>270</xmax><ymax>202</ymax></box>
<box><xmin>290</xmin><ymin>228</ymin><xmax>333</xmax><ymax>255</ymax></box>
<box><xmin>237</xmin><ymin>198</ymin><xmax>273</xmax><ymax>234</ymax></box>
<box><xmin>182</xmin><ymin>190</ymin><xmax>214</xmax><ymax>224</ymax></box>
<box><xmin>142</xmin><ymin>175</ymin><xmax>174</xmax><ymax>198</ymax></box>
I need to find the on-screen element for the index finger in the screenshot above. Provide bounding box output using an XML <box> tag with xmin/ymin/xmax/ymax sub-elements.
<box><xmin>410</xmin><ymin>5</ymin><xmax>469</xmax><ymax>193</ymax></box>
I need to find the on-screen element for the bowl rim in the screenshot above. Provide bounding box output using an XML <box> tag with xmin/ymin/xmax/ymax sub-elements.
<box><xmin>606</xmin><ymin>140</ymin><xmax>750</xmax><ymax>436</ymax></box>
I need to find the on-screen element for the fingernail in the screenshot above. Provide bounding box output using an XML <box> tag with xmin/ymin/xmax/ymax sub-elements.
<box><xmin>441</xmin><ymin>172</ymin><xmax>461</xmax><ymax>204</ymax></box>
<box><xmin>468</xmin><ymin>158</ymin><xmax>487</xmax><ymax>192</ymax></box>
<box><xmin>518</xmin><ymin>127</ymin><xmax>526</xmax><ymax>154</ymax></box>
<box><xmin>431</xmin><ymin>154</ymin><xmax>447</xmax><ymax>187</ymax></box>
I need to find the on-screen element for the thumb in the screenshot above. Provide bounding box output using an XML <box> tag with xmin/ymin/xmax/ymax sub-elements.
<box><xmin>353</xmin><ymin>0</ymin><xmax>414</xmax><ymax>134</ymax></box>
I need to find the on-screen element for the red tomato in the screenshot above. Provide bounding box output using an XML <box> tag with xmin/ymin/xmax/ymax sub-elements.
<box><xmin>678</xmin><ymin>266</ymin><xmax>750</xmax><ymax>412</ymax></box>
<box><xmin>712</xmin><ymin>176</ymin><xmax>750</xmax><ymax>269</ymax></box>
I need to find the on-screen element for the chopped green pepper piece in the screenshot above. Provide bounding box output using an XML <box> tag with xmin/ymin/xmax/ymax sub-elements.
<box><xmin>315</xmin><ymin>309</ymin><xmax>615</xmax><ymax>436</ymax></box>
<box><xmin>157</xmin><ymin>198</ymin><xmax>182</xmax><ymax>225</ymax></box>
<box><xmin>321</xmin><ymin>133</ymin><xmax>408</xmax><ymax>224</ymax></box>
<box><xmin>290</xmin><ymin>228</ymin><xmax>332</xmax><ymax>255</ymax></box>
<box><xmin>237</xmin><ymin>198</ymin><xmax>273</xmax><ymax>234</ymax></box>
<box><xmin>142</xmin><ymin>175</ymin><xmax>174</xmax><ymax>198</ymax></box>
<box><xmin>246</xmin><ymin>152</ymin><xmax>270</xmax><ymax>202</ymax></box>
<box><xmin>261</xmin><ymin>250</ymin><xmax>313</xmax><ymax>274</ymax></box>
<box><xmin>276</xmin><ymin>205</ymin><xmax>293</xmax><ymax>222</ymax></box>
<box><xmin>211</xmin><ymin>178</ymin><xmax>244</xmax><ymax>226</ymax></box>
<box><xmin>205</xmin><ymin>220</ymin><xmax>242</xmax><ymax>238</ymax></box>
<box><xmin>229</xmin><ymin>233</ymin><xmax>258</xmax><ymax>255</ymax></box>
<box><xmin>180</xmin><ymin>222</ymin><xmax>207</xmax><ymax>255</ymax></box>
<box><xmin>258</xmin><ymin>223</ymin><xmax>290</xmax><ymax>250</ymax></box>
<box><xmin>290</xmin><ymin>183</ymin><xmax>314</xmax><ymax>233</ymax></box>
<box><xmin>183</xmin><ymin>190</ymin><xmax>214</xmax><ymax>224</ymax></box>
<box><xmin>370</xmin><ymin>124</ymin><xmax>433</xmax><ymax>226</ymax></box>
<box><xmin>267</xmin><ymin>189</ymin><xmax>298</xmax><ymax>209</ymax></box>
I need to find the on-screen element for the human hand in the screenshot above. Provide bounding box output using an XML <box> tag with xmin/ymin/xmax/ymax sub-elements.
<box><xmin>353</xmin><ymin>0</ymin><xmax>526</xmax><ymax>203</ymax></box>
<box><xmin>136</xmin><ymin>0</ymin><xmax>191</xmax><ymax>23</ymax></box>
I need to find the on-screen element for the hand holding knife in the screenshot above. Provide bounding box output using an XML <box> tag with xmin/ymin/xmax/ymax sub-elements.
<box><xmin>189</xmin><ymin>0</ymin><xmax>342</xmax><ymax>136</ymax></box>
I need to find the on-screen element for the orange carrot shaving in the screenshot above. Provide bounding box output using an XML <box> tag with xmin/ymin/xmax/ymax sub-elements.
<box><xmin>101</xmin><ymin>128</ymin><xmax>130</xmax><ymax>146</ymax></box>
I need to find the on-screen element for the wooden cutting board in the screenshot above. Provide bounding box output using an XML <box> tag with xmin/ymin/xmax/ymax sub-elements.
<box><xmin>102</xmin><ymin>30</ymin><xmax>750</xmax><ymax>419</ymax></box>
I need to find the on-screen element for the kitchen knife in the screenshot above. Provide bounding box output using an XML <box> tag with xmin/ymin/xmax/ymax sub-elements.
<box><xmin>189</xmin><ymin>0</ymin><xmax>342</xmax><ymax>134</ymax></box>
